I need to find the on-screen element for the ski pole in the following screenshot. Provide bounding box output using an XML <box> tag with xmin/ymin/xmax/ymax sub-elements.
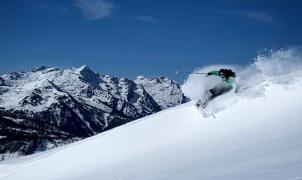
<box><xmin>176</xmin><ymin>71</ymin><xmax>207</xmax><ymax>75</ymax></box>
<box><xmin>242</xmin><ymin>80</ymin><xmax>266</xmax><ymax>90</ymax></box>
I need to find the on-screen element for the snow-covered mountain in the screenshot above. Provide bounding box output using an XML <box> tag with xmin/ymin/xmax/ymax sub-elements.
<box><xmin>0</xmin><ymin>69</ymin><xmax>301</xmax><ymax>180</ymax></box>
<box><xmin>135</xmin><ymin>76</ymin><xmax>186</xmax><ymax>109</ymax></box>
<box><xmin>0</xmin><ymin>65</ymin><xmax>184</xmax><ymax>158</ymax></box>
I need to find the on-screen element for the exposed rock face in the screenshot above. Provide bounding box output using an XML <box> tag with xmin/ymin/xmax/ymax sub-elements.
<box><xmin>135</xmin><ymin>76</ymin><xmax>186</xmax><ymax>109</ymax></box>
<box><xmin>0</xmin><ymin>66</ymin><xmax>185</xmax><ymax>159</ymax></box>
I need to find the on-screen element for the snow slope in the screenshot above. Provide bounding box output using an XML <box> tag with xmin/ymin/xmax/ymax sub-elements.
<box><xmin>0</xmin><ymin>69</ymin><xmax>302</xmax><ymax>180</ymax></box>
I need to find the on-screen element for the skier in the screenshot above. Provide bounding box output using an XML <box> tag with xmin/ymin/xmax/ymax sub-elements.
<box><xmin>198</xmin><ymin>69</ymin><xmax>236</xmax><ymax>108</ymax></box>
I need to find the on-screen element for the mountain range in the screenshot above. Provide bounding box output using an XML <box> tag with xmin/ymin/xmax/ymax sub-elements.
<box><xmin>0</xmin><ymin>65</ymin><xmax>186</xmax><ymax>159</ymax></box>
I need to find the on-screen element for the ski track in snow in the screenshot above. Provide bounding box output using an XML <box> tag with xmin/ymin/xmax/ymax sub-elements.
<box><xmin>0</xmin><ymin>70</ymin><xmax>302</xmax><ymax>180</ymax></box>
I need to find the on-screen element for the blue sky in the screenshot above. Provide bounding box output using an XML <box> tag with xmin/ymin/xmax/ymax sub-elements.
<box><xmin>1</xmin><ymin>0</ymin><xmax>302</xmax><ymax>81</ymax></box>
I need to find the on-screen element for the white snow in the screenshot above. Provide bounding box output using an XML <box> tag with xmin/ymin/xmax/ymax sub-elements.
<box><xmin>0</xmin><ymin>69</ymin><xmax>302</xmax><ymax>179</ymax></box>
<box><xmin>1</xmin><ymin>49</ymin><xmax>302</xmax><ymax>180</ymax></box>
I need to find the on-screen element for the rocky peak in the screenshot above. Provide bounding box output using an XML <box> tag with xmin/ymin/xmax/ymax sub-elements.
<box><xmin>135</xmin><ymin>76</ymin><xmax>186</xmax><ymax>109</ymax></box>
<box><xmin>76</xmin><ymin>65</ymin><xmax>101</xmax><ymax>87</ymax></box>
<box><xmin>31</xmin><ymin>66</ymin><xmax>48</xmax><ymax>72</ymax></box>
<box><xmin>8</xmin><ymin>72</ymin><xmax>21</xmax><ymax>80</ymax></box>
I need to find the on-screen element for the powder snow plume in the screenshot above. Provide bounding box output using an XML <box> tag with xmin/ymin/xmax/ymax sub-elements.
<box><xmin>182</xmin><ymin>47</ymin><xmax>302</xmax><ymax>100</ymax></box>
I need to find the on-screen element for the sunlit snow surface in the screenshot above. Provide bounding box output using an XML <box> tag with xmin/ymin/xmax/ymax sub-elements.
<box><xmin>1</xmin><ymin>49</ymin><xmax>302</xmax><ymax>180</ymax></box>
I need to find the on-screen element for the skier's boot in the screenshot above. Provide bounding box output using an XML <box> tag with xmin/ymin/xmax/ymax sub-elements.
<box><xmin>195</xmin><ymin>99</ymin><xmax>203</xmax><ymax>108</ymax></box>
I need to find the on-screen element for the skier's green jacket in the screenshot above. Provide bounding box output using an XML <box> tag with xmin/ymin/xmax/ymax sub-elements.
<box><xmin>207</xmin><ymin>70</ymin><xmax>236</xmax><ymax>89</ymax></box>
